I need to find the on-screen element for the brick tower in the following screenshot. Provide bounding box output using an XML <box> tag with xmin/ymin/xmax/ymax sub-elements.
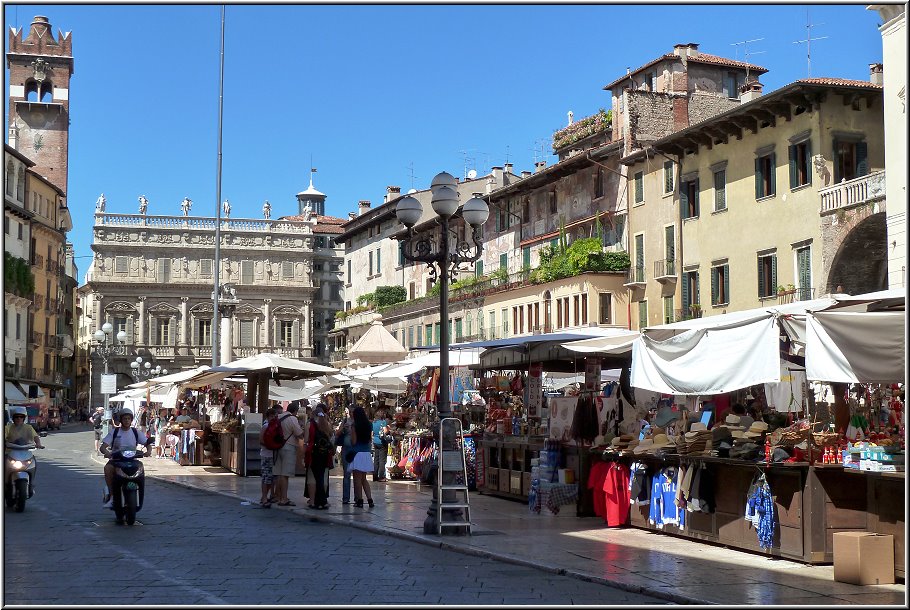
<box><xmin>7</xmin><ymin>15</ymin><xmax>74</xmax><ymax>193</ymax></box>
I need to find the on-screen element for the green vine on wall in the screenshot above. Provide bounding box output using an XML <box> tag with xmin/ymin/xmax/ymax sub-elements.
<box><xmin>552</xmin><ymin>108</ymin><xmax>612</xmax><ymax>151</ymax></box>
<box><xmin>4</xmin><ymin>252</ymin><xmax>35</xmax><ymax>298</ymax></box>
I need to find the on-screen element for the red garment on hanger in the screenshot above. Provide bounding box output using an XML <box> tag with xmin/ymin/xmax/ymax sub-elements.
<box><xmin>587</xmin><ymin>461</ymin><xmax>611</xmax><ymax>519</ymax></box>
<box><xmin>603</xmin><ymin>462</ymin><xmax>631</xmax><ymax>527</ymax></box>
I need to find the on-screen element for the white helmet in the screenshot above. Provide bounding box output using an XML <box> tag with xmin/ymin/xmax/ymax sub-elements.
<box><xmin>10</xmin><ymin>406</ymin><xmax>27</xmax><ymax>417</ymax></box>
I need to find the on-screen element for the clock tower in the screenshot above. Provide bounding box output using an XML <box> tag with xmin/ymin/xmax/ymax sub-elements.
<box><xmin>7</xmin><ymin>15</ymin><xmax>73</xmax><ymax>194</ymax></box>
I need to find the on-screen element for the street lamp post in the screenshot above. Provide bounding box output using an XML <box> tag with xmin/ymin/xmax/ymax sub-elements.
<box><xmin>130</xmin><ymin>356</ymin><xmax>167</xmax><ymax>380</ymax></box>
<box><xmin>395</xmin><ymin>171</ymin><xmax>489</xmax><ymax>534</ymax></box>
<box><xmin>93</xmin><ymin>322</ymin><xmax>127</xmax><ymax>437</ymax></box>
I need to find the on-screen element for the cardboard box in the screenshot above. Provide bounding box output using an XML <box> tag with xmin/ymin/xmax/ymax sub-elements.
<box><xmin>558</xmin><ymin>468</ymin><xmax>575</xmax><ymax>484</ymax></box>
<box><xmin>833</xmin><ymin>532</ymin><xmax>895</xmax><ymax>585</ymax></box>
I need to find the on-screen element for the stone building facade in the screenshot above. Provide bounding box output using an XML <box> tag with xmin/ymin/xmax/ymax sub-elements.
<box><xmin>78</xmin><ymin>190</ymin><xmax>344</xmax><ymax>409</ymax></box>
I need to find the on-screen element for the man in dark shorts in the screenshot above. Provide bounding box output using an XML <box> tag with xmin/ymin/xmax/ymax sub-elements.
<box><xmin>91</xmin><ymin>406</ymin><xmax>104</xmax><ymax>454</ymax></box>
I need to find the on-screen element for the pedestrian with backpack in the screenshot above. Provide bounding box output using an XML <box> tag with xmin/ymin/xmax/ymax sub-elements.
<box><xmin>91</xmin><ymin>406</ymin><xmax>104</xmax><ymax>454</ymax></box>
<box><xmin>258</xmin><ymin>407</ymin><xmax>280</xmax><ymax>507</ymax></box>
<box><xmin>272</xmin><ymin>403</ymin><xmax>305</xmax><ymax>506</ymax></box>
<box><xmin>304</xmin><ymin>404</ymin><xmax>334</xmax><ymax>510</ymax></box>
<box><xmin>334</xmin><ymin>405</ymin><xmax>354</xmax><ymax>504</ymax></box>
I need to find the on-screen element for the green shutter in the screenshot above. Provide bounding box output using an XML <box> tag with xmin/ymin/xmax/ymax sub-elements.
<box><xmin>376</xmin><ymin>248</ymin><xmax>381</xmax><ymax>269</ymax></box>
<box><xmin>664</xmin><ymin>161</ymin><xmax>673</xmax><ymax>193</ymax></box>
<box><xmin>476</xmin><ymin>260</ymin><xmax>483</xmax><ymax>277</ymax></box>
<box><xmin>680</xmin><ymin>183</ymin><xmax>689</xmax><ymax>219</ymax></box>
<box><xmin>682</xmin><ymin>273</ymin><xmax>690</xmax><ymax>309</ymax></box>
<box><xmin>805</xmin><ymin>140</ymin><xmax>812</xmax><ymax>186</ymax></box>
<box><xmin>723</xmin><ymin>265</ymin><xmax>730</xmax><ymax>305</ymax></box>
<box><xmin>757</xmin><ymin>256</ymin><xmax>765</xmax><ymax>298</ymax></box>
<box><xmin>789</xmin><ymin>144</ymin><xmax>797</xmax><ymax>189</ymax></box>
<box><xmin>635</xmin><ymin>172</ymin><xmax>643</xmax><ymax>202</ymax></box>
<box><xmin>856</xmin><ymin>141</ymin><xmax>868</xmax><ymax>177</ymax></box>
<box><xmin>693</xmin><ymin>179</ymin><xmax>700</xmax><ymax>217</ymax></box>
<box><xmin>522</xmin><ymin>246</ymin><xmax>531</xmax><ymax>269</ymax></box>
<box><xmin>665</xmin><ymin>226</ymin><xmax>675</xmax><ymax>263</ymax></box>
<box><xmin>755</xmin><ymin>158</ymin><xmax>762</xmax><ymax>199</ymax></box>
<box><xmin>771</xmin><ymin>254</ymin><xmax>778</xmax><ymax>295</ymax></box>
<box><xmin>769</xmin><ymin>152</ymin><xmax>776</xmax><ymax>196</ymax></box>
<box><xmin>149</xmin><ymin>317</ymin><xmax>157</xmax><ymax>346</ymax></box>
<box><xmin>500</xmin><ymin>253</ymin><xmax>507</xmax><ymax>271</ymax></box>
<box><xmin>695</xmin><ymin>271</ymin><xmax>700</xmax><ymax>303</ymax></box>
<box><xmin>711</xmin><ymin>267</ymin><xmax>719</xmax><ymax>305</ymax></box>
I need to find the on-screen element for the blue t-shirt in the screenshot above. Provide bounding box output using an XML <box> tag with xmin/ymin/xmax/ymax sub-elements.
<box><xmin>372</xmin><ymin>419</ymin><xmax>388</xmax><ymax>445</ymax></box>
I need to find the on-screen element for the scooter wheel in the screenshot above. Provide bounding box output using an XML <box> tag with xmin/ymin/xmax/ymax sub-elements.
<box><xmin>125</xmin><ymin>491</ymin><xmax>138</xmax><ymax>525</ymax></box>
<box><xmin>14</xmin><ymin>479</ymin><xmax>28</xmax><ymax>512</ymax></box>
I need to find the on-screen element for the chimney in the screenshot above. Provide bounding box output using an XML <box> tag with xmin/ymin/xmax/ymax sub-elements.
<box><xmin>383</xmin><ymin>186</ymin><xmax>401</xmax><ymax>204</ymax></box>
<box><xmin>869</xmin><ymin>63</ymin><xmax>884</xmax><ymax>85</ymax></box>
<box><xmin>491</xmin><ymin>166</ymin><xmax>504</xmax><ymax>187</ymax></box>
<box><xmin>535</xmin><ymin>161</ymin><xmax>546</xmax><ymax>173</ymax></box>
<box><xmin>673</xmin><ymin>43</ymin><xmax>687</xmax><ymax>57</ymax></box>
<box><xmin>8</xmin><ymin>124</ymin><xmax>19</xmax><ymax>150</ymax></box>
<box><xmin>686</xmin><ymin>43</ymin><xmax>699</xmax><ymax>58</ymax></box>
<box><xmin>358</xmin><ymin>200</ymin><xmax>371</xmax><ymax>216</ymax></box>
<box><xmin>486</xmin><ymin>175</ymin><xmax>495</xmax><ymax>195</ymax></box>
<box><xmin>521</xmin><ymin>171</ymin><xmax>532</xmax><ymax>179</ymax></box>
<box><xmin>503</xmin><ymin>163</ymin><xmax>513</xmax><ymax>175</ymax></box>
<box><xmin>740</xmin><ymin>79</ymin><xmax>764</xmax><ymax>103</ymax></box>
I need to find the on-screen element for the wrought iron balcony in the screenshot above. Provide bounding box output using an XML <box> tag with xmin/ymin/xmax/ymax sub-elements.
<box><xmin>623</xmin><ymin>265</ymin><xmax>646</xmax><ymax>288</ymax></box>
<box><xmin>653</xmin><ymin>258</ymin><xmax>677</xmax><ymax>282</ymax></box>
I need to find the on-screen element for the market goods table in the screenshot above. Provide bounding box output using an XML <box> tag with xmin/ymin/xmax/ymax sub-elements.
<box><xmin>2</xmin><ymin>428</ymin><xmax>662</xmax><ymax>605</ymax></box>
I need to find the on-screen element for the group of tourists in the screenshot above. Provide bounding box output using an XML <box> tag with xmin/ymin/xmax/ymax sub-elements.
<box><xmin>257</xmin><ymin>402</ymin><xmax>393</xmax><ymax>510</ymax></box>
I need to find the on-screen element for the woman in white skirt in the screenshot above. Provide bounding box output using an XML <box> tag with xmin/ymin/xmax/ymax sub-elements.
<box><xmin>349</xmin><ymin>406</ymin><xmax>375</xmax><ymax>508</ymax></box>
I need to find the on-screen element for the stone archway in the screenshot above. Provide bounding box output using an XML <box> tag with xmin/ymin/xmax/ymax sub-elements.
<box><xmin>825</xmin><ymin>212</ymin><xmax>887</xmax><ymax>295</ymax></box>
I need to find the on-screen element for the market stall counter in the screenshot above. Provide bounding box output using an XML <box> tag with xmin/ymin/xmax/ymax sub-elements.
<box><xmin>594</xmin><ymin>451</ymin><xmax>904</xmax><ymax>574</ymax></box>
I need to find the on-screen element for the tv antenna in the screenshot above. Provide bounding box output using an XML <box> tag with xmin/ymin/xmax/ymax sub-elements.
<box><xmin>406</xmin><ymin>162</ymin><xmax>418</xmax><ymax>190</ymax></box>
<box><xmin>459</xmin><ymin>149</ymin><xmax>477</xmax><ymax>180</ymax></box>
<box><xmin>792</xmin><ymin>8</ymin><xmax>829</xmax><ymax>77</ymax></box>
<box><xmin>730</xmin><ymin>38</ymin><xmax>766</xmax><ymax>80</ymax></box>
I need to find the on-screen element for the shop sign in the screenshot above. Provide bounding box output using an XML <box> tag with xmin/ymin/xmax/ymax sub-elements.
<box><xmin>100</xmin><ymin>374</ymin><xmax>118</xmax><ymax>395</ymax></box>
<box><xmin>527</xmin><ymin>362</ymin><xmax>543</xmax><ymax>417</ymax></box>
<box><xmin>585</xmin><ymin>357</ymin><xmax>601</xmax><ymax>392</ymax></box>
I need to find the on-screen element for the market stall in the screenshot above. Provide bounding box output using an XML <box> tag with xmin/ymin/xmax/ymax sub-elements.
<box><xmin>560</xmin><ymin>290</ymin><xmax>905</xmax><ymax>573</ymax></box>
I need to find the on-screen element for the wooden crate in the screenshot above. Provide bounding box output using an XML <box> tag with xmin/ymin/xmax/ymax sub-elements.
<box><xmin>484</xmin><ymin>467</ymin><xmax>500</xmax><ymax>491</ymax></box>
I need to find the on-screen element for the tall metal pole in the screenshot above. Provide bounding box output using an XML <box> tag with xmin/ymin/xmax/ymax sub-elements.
<box><xmin>437</xmin><ymin>217</ymin><xmax>450</xmax><ymax>418</ymax></box>
<box><xmin>212</xmin><ymin>5</ymin><xmax>226</xmax><ymax>367</ymax></box>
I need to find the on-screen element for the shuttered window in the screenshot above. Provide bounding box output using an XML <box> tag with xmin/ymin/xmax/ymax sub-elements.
<box><xmin>682</xmin><ymin>270</ymin><xmax>700</xmax><ymax>315</ymax></box>
<box><xmin>157</xmin><ymin>258</ymin><xmax>171</xmax><ymax>283</ymax></box>
<box><xmin>376</xmin><ymin>248</ymin><xmax>381</xmax><ymax>270</ymax></box>
<box><xmin>789</xmin><ymin>140</ymin><xmax>812</xmax><ymax>189</ymax></box>
<box><xmin>368</xmin><ymin>251</ymin><xmax>374</xmax><ymax>276</ymax></box>
<box><xmin>757</xmin><ymin>253</ymin><xmax>777</xmax><ymax>298</ymax></box>
<box><xmin>755</xmin><ymin>153</ymin><xmax>776</xmax><ymax>199</ymax></box>
<box><xmin>681</xmin><ymin>178</ymin><xmax>700</xmax><ymax>219</ymax></box>
<box><xmin>156</xmin><ymin>318</ymin><xmax>170</xmax><ymax>345</ymax></box>
<box><xmin>665</xmin><ymin>226</ymin><xmax>675</xmax><ymax>273</ymax></box>
<box><xmin>113</xmin><ymin>317</ymin><xmax>128</xmax><ymax>342</ymax></box>
<box><xmin>200</xmin><ymin>259</ymin><xmax>213</xmax><ymax>276</ymax></box>
<box><xmin>282</xmin><ymin>261</ymin><xmax>294</xmax><ymax>279</ymax></box>
<box><xmin>198</xmin><ymin>319</ymin><xmax>212</xmax><ymax>346</ymax></box>
<box><xmin>663</xmin><ymin>296</ymin><xmax>675</xmax><ymax>324</ymax></box>
<box><xmin>638</xmin><ymin>300</ymin><xmax>648</xmax><ymax>330</ymax></box>
<box><xmin>475</xmin><ymin>260</ymin><xmax>483</xmax><ymax>277</ymax></box>
<box><xmin>499</xmin><ymin>253</ymin><xmax>507</xmax><ymax>272</ymax></box>
<box><xmin>797</xmin><ymin>246</ymin><xmax>811</xmax><ymax>300</ymax></box>
<box><xmin>833</xmin><ymin>138</ymin><xmax>868</xmax><ymax>182</ymax></box>
<box><xmin>240</xmin><ymin>319</ymin><xmax>255</xmax><ymax>347</ymax></box>
<box><xmin>663</xmin><ymin>161</ymin><xmax>674</xmax><ymax>194</ymax></box>
<box><xmin>711</xmin><ymin>263</ymin><xmax>730</xmax><ymax>306</ymax></box>
<box><xmin>241</xmin><ymin>261</ymin><xmax>254</xmax><ymax>285</ymax></box>
<box><xmin>599</xmin><ymin>293</ymin><xmax>612</xmax><ymax>324</ymax></box>
<box><xmin>279</xmin><ymin>320</ymin><xmax>293</xmax><ymax>347</ymax></box>
<box><xmin>416</xmin><ymin>325</ymin><xmax>423</xmax><ymax>347</ymax></box>
<box><xmin>634</xmin><ymin>171</ymin><xmax>644</xmax><ymax>203</ymax></box>
<box><xmin>115</xmin><ymin>256</ymin><xmax>128</xmax><ymax>274</ymax></box>
<box><xmin>714</xmin><ymin>169</ymin><xmax>726</xmax><ymax>211</ymax></box>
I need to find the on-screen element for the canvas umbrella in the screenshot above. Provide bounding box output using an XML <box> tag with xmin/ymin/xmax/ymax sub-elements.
<box><xmin>346</xmin><ymin>320</ymin><xmax>407</xmax><ymax>364</ymax></box>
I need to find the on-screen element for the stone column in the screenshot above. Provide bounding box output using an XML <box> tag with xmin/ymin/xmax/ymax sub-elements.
<box><xmin>179</xmin><ymin>296</ymin><xmax>189</xmax><ymax>355</ymax></box>
<box><xmin>94</xmin><ymin>294</ymin><xmax>104</xmax><ymax>332</ymax></box>
<box><xmin>262</xmin><ymin>299</ymin><xmax>272</xmax><ymax>349</ymax></box>
<box><xmin>219</xmin><ymin>302</ymin><xmax>237</xmax><ymax>365</ymax></box>
<box><xmin>137</xmin><ymin>296</ymin><xmax>146</xmax><ymax>346</ymax></box>
<box><xmin>302</xmin><ymin>299</ymin><xmax>312</xmax><ymax>356</ymax></box>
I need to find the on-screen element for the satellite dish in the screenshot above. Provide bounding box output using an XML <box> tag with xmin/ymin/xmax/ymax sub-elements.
<box><xmin>406</xmin><ymin>188</ymin><xmax>417</xmax><ymax>194</ymax></box>
<box><xmin>467</xmin><ymin>169</ymin><xmax>478</xmax><ymax>179</ymax></box>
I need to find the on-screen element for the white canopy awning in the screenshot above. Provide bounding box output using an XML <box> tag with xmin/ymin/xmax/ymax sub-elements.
<box><xmin>4</xmin><ymin>381</ymin><xmax>29</xmax><ymax>403</ymax></box>
<box><xmin>181</xmin><ymin>353</ymin><xmax>338</xmax><ymax>388</ymax></box>
<box><xmin>347</xmin><ymin>320</ymin><xmax>408</xmax><ymax>364</ymax></box>
<box><xmin>561</xmin><ymin>328</ymin><xmax>640</xmax><ymax>355</ymax></box>
<box><xmin>805</xmin><ymin>310</ymin><xmax>905</xmax><ymax>383</ymax></box>
<box><xmin>126</xmin><ymin>366</ymin><xmax>211</xmax><ymax>390</ymax></box>
<box><xmin>372</xmin><ymin>349</ymin><xmax>482</xmax><ymax>378</ymax></box>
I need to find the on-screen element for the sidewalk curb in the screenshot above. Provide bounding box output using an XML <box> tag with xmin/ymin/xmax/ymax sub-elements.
<box><xmin>94</xmin><ymin>453</ymin><xmax>706</xmax><ymax>605</ymax></box>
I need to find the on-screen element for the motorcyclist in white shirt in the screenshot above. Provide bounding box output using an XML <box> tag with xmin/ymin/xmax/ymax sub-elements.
<box><xmin>99</xmin><ymin>410</ymin><xmax>149</xmax><ymax>507</ymax></box>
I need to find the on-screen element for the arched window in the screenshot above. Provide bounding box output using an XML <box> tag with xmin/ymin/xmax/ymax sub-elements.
<box><xmin>16</xmin><ymin>167</ymin><xmax>25</xmax><ymax>201</ymax></box>
<box><xmin>40</xmin><ymin>83</ymin><xmax>53</xmax><ymax>103</ymax></box>
<box><xmin>5</xmin><ymin>161</ymin><xmax>14</xmax><ymax>196</ymax></box>
<box><xmin>25</xmin><ymin>81</ymin><xmax>39</xmax><ymax>102</ymax></box>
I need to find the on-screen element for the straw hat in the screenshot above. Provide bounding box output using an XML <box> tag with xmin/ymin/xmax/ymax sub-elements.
<box><xmin>743</xmin><ymin>420</ymin><xmax>769</xmax><ymax>438</ymax></box>
<box><xmin>633</xmin><ymin>439</ymin><xmax>654</xmax><ymax>454</ymax></box>
<box><xmin>689</xmin><ymin>422</ymin><xmax>708</xmax><ymax>432</ymax></box>
<box><xmin>650</xmin><ymin>433</ymin><xmax>671</xmax><ymax>449</ymax></box>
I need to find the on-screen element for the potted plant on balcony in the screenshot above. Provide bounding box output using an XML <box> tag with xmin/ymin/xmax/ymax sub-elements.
<box><xmin>777</xmin><ymin>284</ymin><xmax>796</xmax><ymax>296</ymax></box>
<box><xmin>688</xmin><ymin>303</ymin><xmax>701</xmax><ymax>317</ymax></box>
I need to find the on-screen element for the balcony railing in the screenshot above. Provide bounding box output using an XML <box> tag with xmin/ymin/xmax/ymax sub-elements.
<box><xmin>624</xmin><ymin>266</ymin><xmax>646</xmax><ymax>287</ymax></box>
<box><xmin>29</xmin><ymin>331</ymin><xmax>43</xmax><ymax>346</ymax></box>
<box><xmin>676</xmin><ymin>306</ymin><xmax>703</xmax><ymax>321</ymax></box>
<box><xmin>778</xmin><ymin>287</ymin><xmax>815</xmax><ymax>305</ymax></box>
<box><xmin>653</xmin><ymin>258</ymin><xmax>677</xmax><ymax>281</ymax></box>
<box><xmin>31</xmin><ymin>253</ymin><xmax>43</xmax><ymax>268</ymax></box>
<box><xmin>819</xmin><ymin>170</ymin><xmax>886</xmax><ymax>215</ymax></box>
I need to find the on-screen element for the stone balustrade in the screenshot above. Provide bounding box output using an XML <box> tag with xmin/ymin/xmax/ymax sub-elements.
<box><xmin>819</xmin><ymin>170</ymin><xmax>886</xmax><ymax>215</ymax></box>
<box><xmin>95</xmin><ymin>213</ymin><xmax>313</xmax><ymax>233</ymax></box>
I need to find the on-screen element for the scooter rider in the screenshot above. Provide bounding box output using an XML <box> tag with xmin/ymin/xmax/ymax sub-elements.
<box><xmin>5</xmin><ymin>407</ymin><xmax>45</xmax><ymax>449</ymax></box>
<box><xmin>100</xmin><ymin>410</ymin><xmax>149</xmax><ymax>508</ymax></box>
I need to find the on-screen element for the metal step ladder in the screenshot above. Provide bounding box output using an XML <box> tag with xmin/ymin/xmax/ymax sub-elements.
<box><xmin>436</xmin><ymin>417</ymin><xmax>471</xmax><ymax>535</ymax></box>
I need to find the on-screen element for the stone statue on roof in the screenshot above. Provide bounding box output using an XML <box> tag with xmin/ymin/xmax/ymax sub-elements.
<box><xmin>222</xmin><ymin>199</ymin><xmax>231</xmax><ymax>218</ymax></box>
<box><xmin>95</xmin><ymin>193</ymin><xmax>106</xmax><ymax>213</ymax></box>
<box><xmin>138</xmin><ymin>195</ymin><xmax>148</xmax><ymax>215</ymax></box>
<box><xmin>262</xmin><ymin>200</ymin><xmax>271</xmax><ymax>220</ymax></box>
<box><xmin>303</xmin><ymin>200</ymin><xmax>312</xmax><ymax>222</ymax></box>
<box><xmin>180</xmin><ymin>197</ymin><xmax>192</xmax><ymax>216</ymax></box>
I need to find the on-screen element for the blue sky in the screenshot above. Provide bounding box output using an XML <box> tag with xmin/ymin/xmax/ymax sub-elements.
<box><xmin>4</xmin><ymin>3</ymin><xmax>887</xmax><ymax>276</ymax></box>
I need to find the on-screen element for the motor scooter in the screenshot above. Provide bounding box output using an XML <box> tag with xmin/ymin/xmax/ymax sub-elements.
<box><xmin>108</xmin><ymin>444</ymin><xmax>150</xmax><ymax>525</ymax></box>
<box><xmin>5</xmin><ymin>433</ymin><xmax>46</xmax><ymax>513</ymax></box>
